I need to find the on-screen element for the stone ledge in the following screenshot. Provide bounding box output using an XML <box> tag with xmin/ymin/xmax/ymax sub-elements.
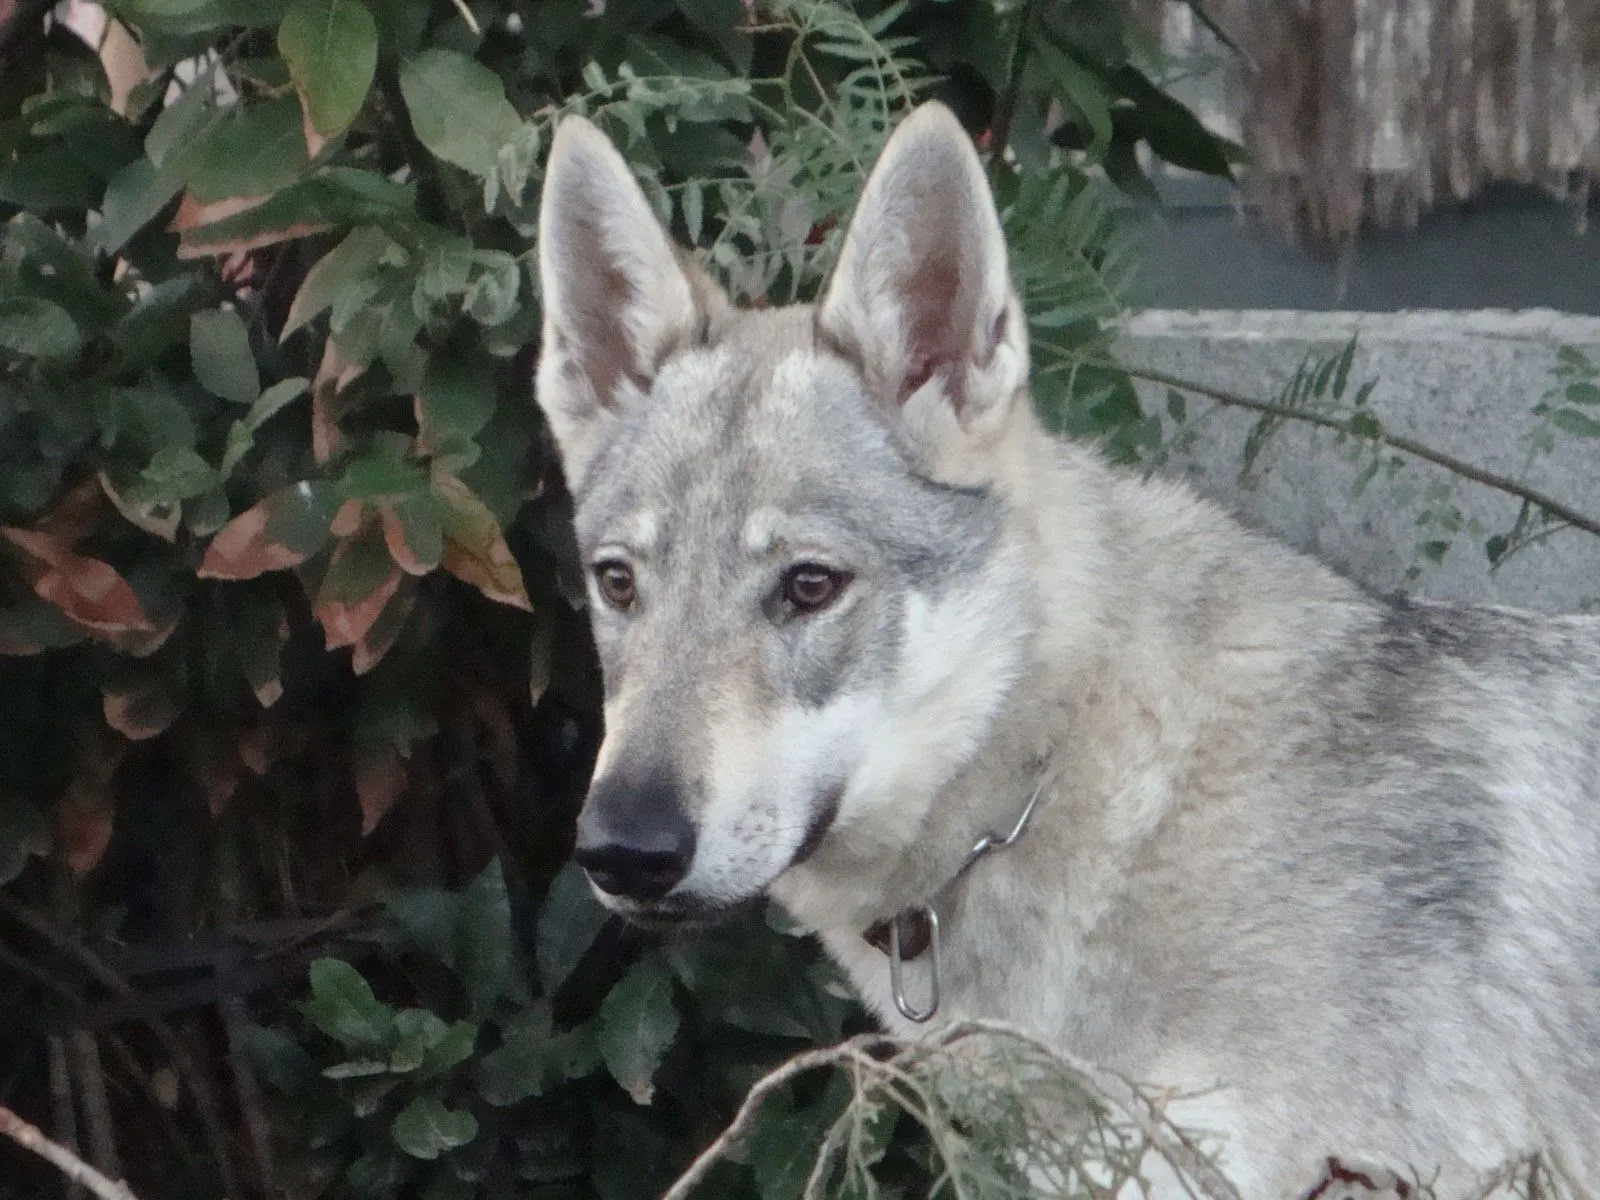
<box><xmin>1114</xmin><ymin>310</ymin><xmax>1600</xmax><ymax>613</ymax></box>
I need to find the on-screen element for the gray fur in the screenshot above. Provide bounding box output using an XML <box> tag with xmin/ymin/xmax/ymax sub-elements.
<box><xmin>536</xmin><ymin>104</ymin><xmax>1600</xmax><ymax>1196</ymax></box>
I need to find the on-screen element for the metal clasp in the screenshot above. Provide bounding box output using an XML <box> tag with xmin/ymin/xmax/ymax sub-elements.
<box><xmin>889</xmin><ymin>906</ymin><xmax>940</xmax><ymax>1022</ymax></box>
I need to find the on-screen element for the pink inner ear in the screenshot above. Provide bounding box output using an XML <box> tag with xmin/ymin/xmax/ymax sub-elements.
<box><xmin>896</xmin><ymin>257</ymin><xmax>974</xmax><ymax>410</ymax></box>
<box><xmin>562</xmin><ymin>213</ymin><xmax>646</xmax><ymax>409</ymax></box>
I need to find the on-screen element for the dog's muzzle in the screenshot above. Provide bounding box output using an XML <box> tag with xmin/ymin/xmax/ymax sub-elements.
<box><xmin>573</xmin><ymin>774</ymin><xmax>696</xmax><ymax>903</ymax></box>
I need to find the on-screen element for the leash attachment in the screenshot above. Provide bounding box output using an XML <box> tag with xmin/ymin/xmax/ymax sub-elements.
<box><xmin>887</xmin><ymin>906</ymin><xmax>940</xmax><ymax>1022</ymax></box>
<box><xmin>862</xmin><ymin>774</ymin><xmax>1050</xmax><ymax>1024</ymax></box>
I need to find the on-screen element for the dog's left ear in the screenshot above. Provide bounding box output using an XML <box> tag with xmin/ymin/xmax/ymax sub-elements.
<box><xmin>817</xmin><ymin>102</ymin><xmax>1027</xmax><ymax>438</ymax></box>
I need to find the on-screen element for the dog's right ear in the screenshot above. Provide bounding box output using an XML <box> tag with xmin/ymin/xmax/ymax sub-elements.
<box><xmin>535</xmin><ymin>117</ymin><xmax>723</xmax><ymax>487</ymax></box>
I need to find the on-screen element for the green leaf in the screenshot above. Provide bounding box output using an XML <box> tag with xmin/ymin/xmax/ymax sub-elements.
<box><xmin>383</xmin><ymin>491</ymin><xmax>443</xmax><ymax>573</ymax></box>
<box><xmin>464</xmin><ymin>253</ymin><xmax>520</xmax><ymax>326</ymax></box>
<box><xmin>391</xmin><ymin>1095</ymin><xmax>478</xmax><ymax>1160</ymax></box>
<box><xmin>596</xmin><ymin>953</ymin><xmax>679</xmax><ymax>1105</ymax></box>
<box><xmin>94</xmin><ymin>157</ymin><xmax>183</xmax><ymax>255</ymax></box>
<box><xmin>416</xmin><ymin>352</ymin><xmax>495</xmax><ymax>455</ymax></box>
<box><xmin>302</xmin><ymin>957</ymin><xmax>394</xmax><ymax>1049</ymax></box>
<box><xmin>322</xmin><ymin>1058</ymin><xmax>392</xmax><ymax>1079</ymax></box>
<box><xmin>676</xmin><ymin>0</ymin><xmax>753</xmax><ymax>73</ymax></box>
<box><xmin>514</xmin><ymin>1124</ymin><xmax>584</xmax><ymax>1184</ymax></box>
<box><xmin>135</xmin><ymin>446</ymin><xmax>219</xmax><ymax>504</ymax></box>
<box><xmin>749</xmin><ymin>1089</ymin><xmax>843</xmax><ymax>1200</ymax></box>
<box><xmin>190</xmin><ymin>309</ymin><xmax>260</xmax><ymax>404</ymax></box>
<box><xmin>387</xmin><ymin>1009</ymin><xmax>476</xmax><ymax>1076</ymax></box>
<box><xmin>279</xmin><ymin>0</ymin><xmax>379</xmax><ymax>137</ymax></box>
<box><xmin>421</xmin><ymin>1019</ymin><xmax>478</xmax><ymax>1078</ymax></box>
<box><xmin>1550</xmin><ymin>408</ymin><xmax>1600</xmax><ymax>437</ymax></box>
<box><xmin>317</xmin><ymin>525</ymin><xmax>394</xmax><ymax>605</ymax></box>
<box><xmin>282</xmin><ymin>225</ymin><xmax>397</xmax><ymax>337</ymax></box>
<box><xmin>113</xmin><ymin>0</ymin><xmax>214</xmax><ymax>20</ymax></box>
<box><xmin>476</xmin><ymin>1013</ymin><xmax>597</xmax><ymax>1107</ymax></box>
<box><xmin>474</xmin><ymin>1015</ymin><xmax>554</xmax><ymax>1107</ymax></box>
<box><xmin>182</xmin><ymin>99</ymin><xmax>310</xmax><ymax>203</ymax></box>
<box><xmin>1567</xmin><ymin>382</ymin><xmax>1600</xmax><ymax>405</ymax></box>
<box><xmin>145</xmin><ymin>78</ymin><xmax>218</xmax><ymax>170</ymax></box>
<box><xmin>245</xmin><ymin>377</ymin><xmax>310</xmax><ymax>430</ymax></box>
<box><xmin>397</xmin><ymin>50</ymin><xmax>522</xmax><ymax>176</ymax></box>
<box><xmin>175</xmin><ymin>169</ymin><xmax>413</xmax><ymax>257</ymax></box>
<box><xmin>1033</xmin><ymin>43</ymin><xmax>1113</xmax><ymax>160</ymax></box>
<box><xmin>0</xmin><ymin>298</ymin><xmax>82</xmax><ymax>360</ymax></box>
<box><xmin>344</xmin><ymin>1148</ymin><xmax>408</xmax><ymax>1193</ymax></box>
<box><xmin>385</xmin><ymin>886</ymin><xmax>459</xmax><ymax>964</ymax></box>
<box><xmin>1347</xmin><ymin>411</ymin><xmax>1383</xmax><ymax>440</ymax></box>
<box><xmin>536</xmin><ymin>860</ymin><xmax>609</xmax><ymax>996</ymax></box>
<box><xmin>456</xmin><ymin>858</ymin><xmax>514</xmax><ymax>1016</ymax></box>
<box><xmin>235</xmin><ymin>1020</ymin><xmax>320</xmax><ymax>1095</ymax></box>
<box><xmin>389</xmin><ymin>1007</ymin><xmax>450</xmax><ymax>1074</ymax></box>
<box><xmin>1109</xmin><ymin>64</ymin><xmax>1238</xmax><ymax>178</ymax></box>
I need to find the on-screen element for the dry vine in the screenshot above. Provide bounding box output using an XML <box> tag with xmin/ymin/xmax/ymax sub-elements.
<box><xmin>0</xmin><ymin>1103</ymin><xmax>142</xmax><ymax>1200</ymax></box>
<box><xmin>662</xmin><ymin>1019</ymin><xmax>1245</xmax><ymax>1200</ymax></box>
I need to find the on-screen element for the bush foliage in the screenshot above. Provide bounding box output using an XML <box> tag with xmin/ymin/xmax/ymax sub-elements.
<box><xmin>0</xmin><ymin>0</ymin><xmax>1252</xmax><ymax>1197</ymax></box>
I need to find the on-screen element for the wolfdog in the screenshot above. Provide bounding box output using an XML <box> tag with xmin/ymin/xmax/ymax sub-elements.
<box><xmin>534</xmin><ymin>102</ymin><xmax>1600</xmax><ymax>1196</ymax></box>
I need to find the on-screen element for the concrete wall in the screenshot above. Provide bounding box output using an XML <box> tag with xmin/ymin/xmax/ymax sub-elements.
<box><xmin>1115</xmin><ymin>310</ymin><xmax>1600</xmax><ymax>613</ymax></box>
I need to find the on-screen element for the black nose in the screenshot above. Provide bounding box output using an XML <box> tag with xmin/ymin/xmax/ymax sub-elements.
<box><xmin>573</xmin><ymin>775</ymin><xmax>695</xmax><ymax>902</ymax></box>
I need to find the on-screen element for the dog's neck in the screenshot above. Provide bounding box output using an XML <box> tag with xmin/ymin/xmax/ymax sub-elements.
<box><xmin>769</xmin><ymin>414</ymin><xmax>1116</xmax><ymax>937</ymax></box>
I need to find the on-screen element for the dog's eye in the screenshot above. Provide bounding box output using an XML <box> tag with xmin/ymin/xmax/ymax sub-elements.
<box><xmin>782</xmin><ymin>564</ymin><xmax>850</xmax><ymax>614</ymax></box>
<box><xmin>594</xmin><ymin>561</ymin><xmax>636</xmax><ymax>610</ymax></box>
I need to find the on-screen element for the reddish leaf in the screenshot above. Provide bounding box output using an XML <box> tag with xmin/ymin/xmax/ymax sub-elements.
<box><xmin>351</xmin><ymin>576</ymin><xmax>416</xmax><ymax>675</ymax></box>
<box><xmin>191</xmin><ymin>737</ymin><xmax>243</xmax><ymax>816</ymax></box>
<box><xmin>330</xmin><ymin>498</ymin><xmax>365</xmax><ymax>538</ymax></box>
<box><xmin>311</xmin><ymin>339</ymin><xmax>362</xmax><ymax>463</ymax></box>
<box><xmin>352</xmin><ymin>743</ymin><xmax>407</xmax><ymax>836</ymax></box>
<box><xmin>36</xmin><ymin>479</ymin><xmax>108</xmax><ymax>544</ymax></box>
<box><xmin>315</xmin><ymin>530</ymin><xmax>402</xmax><ymax>649</ymax></box>
<box><xmin>107</xmin><ymin>617</ymin><xmax>180</xmax><ymax>659</ymax></box>
<box><xmin>299</xmin><ymin>99</ymin><xmax>330</xmax><ymax>161</ymax></box>
<box><xmin>238</xmin><ymin>721</ymin><xmax>309</xmax><ymax>777</ymax></box>
<box><xmin>102</xmin><ymin>675</ymin><xmax>183</xmax><ymax>740</ymax></box>
<box><xmin>469</xmin><ymin>688</ymin><xmax>519</xmax><ymax>796</ymax></box>
<box><xmin>199</xmin><ymin>482</ymin><xmax>337</xmax><ymax>580</ymax></box>
<box><xmin>171</xmin><ymin>193</ymin><xmax>333</xmax><ymax>259</ymax></box>
<box><xmin>54</xmin><ymin>735</ymin><xmax>127</xmax><ymax>878</ymax></box>
<box><xmin>379</xmin><ymin>494</ymin><xmax>443</xmax><ymax>576</ymax></box>
<box><xmin>1</xmin><ymin>526</ymin><xmax>157</xmax><ymax>636</ymax></box>
<box><xmin>433</xmin><ymin>474</ymin><xmax>532</xmax><ymax>611</ymax></box>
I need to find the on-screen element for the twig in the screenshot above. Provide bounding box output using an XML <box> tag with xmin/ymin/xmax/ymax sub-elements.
<box><xmin>1119</xmin><ymin>363</ymin><xmax>1600</xmax><ymax>541</ymax></box>
<box><xmin>67</xmin><ymin>1032</ymin><xmax>121</xmax><ymax>1182</ymax></box>
<box><xmin>0</xmin><ymin>896</ymin><xmax>242</xmax><ymax>1197</ymax></box>
<box><xmin>221</xmin><ymin>997</ymin><xmax>275</xmax><ymax>1193</ymax></box>
<box><xmin>47</xmin><ymin>1036</ymin><xmax>84</xmax><ymax>1200</ymax></box>
<box><xmin>0</xmin><ymin>941</ymin><xmax>195</xmax><ymax>1165</ymax></box>
<box><xmin>0</xmin><ymin>1104</ymin><xmax>141</xmax><ymax>1200</ymax></box>
<box><xmin>660</xmin><ymin>1036</ymin><xmax>898</xmax><ymax>1200</ymax></box>
<box><xmin>951</xmin><ymin>1019</ymin><xmax>1243</xmax><ymax>1200</ymax></box>
<box><xmin>660</xmin><ymin>1023</ymin><xmax>1245</xmax><ymax>1200</ymax></box>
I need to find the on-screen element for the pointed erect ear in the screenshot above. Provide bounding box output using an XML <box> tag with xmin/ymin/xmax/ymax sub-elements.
<box><xmin>535</xmin><ymin>116</ymin><xmax>726</xmax><ymax>486</ymax></box>
<box><xmin>816</xmin><ymin>103</ymin><xmax>1026</xmax><ymax>435</ymax></box>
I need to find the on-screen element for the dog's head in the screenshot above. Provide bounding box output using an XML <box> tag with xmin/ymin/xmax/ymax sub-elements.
<box><xmin>536</xmin><ymin>103</ymin><xmax>1035</xmax><ymax>928</ymax></box>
